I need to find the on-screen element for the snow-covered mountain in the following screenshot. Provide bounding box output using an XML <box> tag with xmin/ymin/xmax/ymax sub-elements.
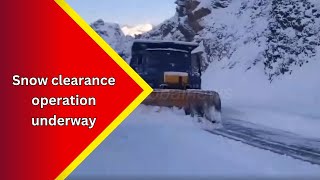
<box><xmin>138</xmin><ymin>0</ymin><xmax>320</xmax><ymax>110</ymax></box>
<box><xmin>92</xmin><ymin>0</ymin><xmax>320</xmax><ymax>110</ymax></box>
<box><xmin>121</xmin><ymin>24</ymin><xmax>153</xmax><ymax>37</ymax></box>
<box><xmin>91</xmin><ymin>19</ymin><xmax>133</xmax><ymax>60</ymax></box>
<box><xmin>141</xmin><ymin>0</ymin><xmax>320</xmax><ymax>80</ymax></box>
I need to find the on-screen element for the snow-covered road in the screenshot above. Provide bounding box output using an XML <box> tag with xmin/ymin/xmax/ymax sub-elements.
<box><xmin>209</xmin><ymin>118</ymin><xmax>320</xmax><ymax>165</ymax></box>
<box><xmin>70</xmin><ymin>106</ymin><xmax>320</xmax><ymax>179</ymax></box>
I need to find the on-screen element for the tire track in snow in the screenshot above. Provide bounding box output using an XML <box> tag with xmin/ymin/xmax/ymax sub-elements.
<box><xmin>208</xmin><ymin>118</ymin><xmax>320</xmax><ymax>165</ymax></box>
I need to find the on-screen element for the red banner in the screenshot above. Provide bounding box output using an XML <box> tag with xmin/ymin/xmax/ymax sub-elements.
<box><xmin>1</xmin><ymin>0</ymin><xmax>152</xmax><ymax>179</ymax></box>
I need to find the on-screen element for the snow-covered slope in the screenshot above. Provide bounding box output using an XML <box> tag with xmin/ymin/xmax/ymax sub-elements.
<box><xmin>121</xmin><ymin>24</ymin><xmax>153</xmax><ymax>37</ymax></box>
<box><xmin>199</xmin><ymin>0</ymin><xmax>320</xmax><ymax>116</ymax></box>
<box><xmin>139</xmin><ymin>0</ymin><xmax>320</xmax><ymax>118</ymax></box>
<box><xmin>91</xmin><ymin>19</ymin><xmax>133</xmax><ymax>60</ymax></box>
<box><xmin>141</xmin><ymin>0</ymin><xmax>320</xmax><ymax>80</ymax></box>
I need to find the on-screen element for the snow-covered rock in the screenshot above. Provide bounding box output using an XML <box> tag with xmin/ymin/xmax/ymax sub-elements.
<box><xmin>91</xmin><ymin>19</ymin><xmax>133</xmax><ymax>61</ymax></box>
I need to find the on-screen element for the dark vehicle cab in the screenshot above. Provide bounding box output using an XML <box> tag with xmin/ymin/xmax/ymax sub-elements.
<box><xmin>130</xmin><ymin>40</ymin><xmax>202</xmax><ymax>89</ymax></box>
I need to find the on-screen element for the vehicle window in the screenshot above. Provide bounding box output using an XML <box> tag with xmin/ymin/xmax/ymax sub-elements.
<box><xmin>145</xmin><ymin>50</ymin><xmax>189</xmax><ymax>71</ymax></box>
<box><xmin>137</xmin><ymin>55</ymin><xmax>143</xmax><ymax>65</ymax></box>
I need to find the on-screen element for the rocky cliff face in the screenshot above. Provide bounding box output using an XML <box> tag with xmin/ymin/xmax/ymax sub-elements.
<box><xmin>265</xmin><ymin>0</ymin><xmax>320</xmax><ymax>80</ymax></box>
<box><xmin>140</xmin><ymin>0</ymin><xmax>320</xmax><ymax>81</ymax></box>
<box><xmin>139</xmin><ymin>0</ymin><xmax>211</xmax><ymax>41</ymax></box>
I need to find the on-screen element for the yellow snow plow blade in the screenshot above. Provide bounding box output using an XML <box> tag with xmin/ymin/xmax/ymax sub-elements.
<box><xmin>143</xmin><ymin>89</ymin><xmax>222</xmax><ymax>123</ymax></box>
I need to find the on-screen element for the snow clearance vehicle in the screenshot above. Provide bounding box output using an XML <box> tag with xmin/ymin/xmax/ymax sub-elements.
<box><xmin>130</xmin><ymin>40</ymin><xmax>222</xmax><ymax>124</ymax></box>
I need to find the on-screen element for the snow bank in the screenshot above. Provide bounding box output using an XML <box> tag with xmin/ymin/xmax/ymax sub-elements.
<box><xmin>71</xmin><ymin>106</ymin><xmax>320</xmax><ymax>178</ymax></box>
<box><xmin>203</xmin><ymin>50</ymin><xmax>320</xmax><ymax>110</ymax></box>
<box><xmin>202</xmin><ymin>45</ymin><xmax>320</xmax><ymax>138</ymax></box>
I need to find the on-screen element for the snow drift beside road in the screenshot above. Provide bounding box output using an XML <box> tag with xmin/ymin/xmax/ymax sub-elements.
<box><xmin>202</xmin><ymin>45</ymin><xmax>320</xmax><ymax>138</ymax></box>
<box><xmin>202</xmin><ymin>46</ymin><xmax>320</xmax><ymax>112</ymax></box>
